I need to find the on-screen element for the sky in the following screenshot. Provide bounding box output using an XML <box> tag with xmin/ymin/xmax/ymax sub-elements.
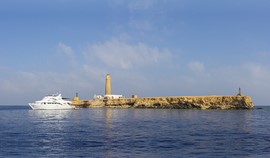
<box><xmin>0</xmin><ymin>0</ymin><xmax>270</xmax><ymax>105</ymax></box>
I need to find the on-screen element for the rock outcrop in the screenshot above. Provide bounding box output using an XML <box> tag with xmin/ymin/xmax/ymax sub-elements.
<box><xmin>72</xmin><ymin>96</ymin><xmax>253</xmax><ymax>109</ymax></box>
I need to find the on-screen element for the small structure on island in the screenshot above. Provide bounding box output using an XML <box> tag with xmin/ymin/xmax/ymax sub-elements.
<box><xmin>236</xmin><ymin>87</ymin><xmax>243</xmax><ymax>96</ymax></box>
<box><xmin>73</xmin><ymin>92</ymin><xmax>79</xmax><ymax>101</ymax></box>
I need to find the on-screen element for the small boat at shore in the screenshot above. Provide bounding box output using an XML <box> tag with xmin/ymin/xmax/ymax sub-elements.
<box><xmin>29</xmin><ymin>93</ymin><xmax>73</xmax><ymax>110</ymax></box>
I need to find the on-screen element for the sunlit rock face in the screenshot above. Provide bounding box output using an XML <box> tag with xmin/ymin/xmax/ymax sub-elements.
<box><xmin>100</xmin><ymin>96</ymin><xmax>253</xmax><ymax>109</ymax></box>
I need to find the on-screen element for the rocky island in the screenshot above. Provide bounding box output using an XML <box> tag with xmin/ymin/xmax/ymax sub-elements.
<box><xmin>71</xmin><ymin>95</ymin><xmax>253</xmax><ymax>110</ymax></box>
<box><xmin>71</xmin><ymin>75</ymin><xmax>254</xmax><ymax>109</ymax></box>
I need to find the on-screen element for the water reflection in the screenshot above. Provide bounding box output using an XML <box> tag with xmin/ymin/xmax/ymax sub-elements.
<box><xmin>29</xmin><ymin>109</ymin><xmax>72</xmax><ymax>120</ymax></box>
<box><xmin>103</xmin><ymin>108</ymin><xmax>113</xmax><ymax>157</ymax></box>
<box><xmin>27</xmin><ymin>110</ymin><xmax>73</xmax><ymax>155</ymax></box>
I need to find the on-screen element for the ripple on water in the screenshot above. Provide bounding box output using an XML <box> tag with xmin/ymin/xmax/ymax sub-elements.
<box><xmin>1</xmin><ymin>107</ymin><xmax>270</xmax><ymax>157</ymax></box>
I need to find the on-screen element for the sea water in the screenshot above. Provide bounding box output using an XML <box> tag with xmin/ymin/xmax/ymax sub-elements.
<box><xmin>0</xmin><ymin>106</ymin><xmax>270</xmax><ymax>158</ymax></box>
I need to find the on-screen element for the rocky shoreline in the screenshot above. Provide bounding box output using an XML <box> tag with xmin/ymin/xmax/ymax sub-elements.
<box><xmin>71</xmin><ymin>95</ymin><xmax>254</xmax><ymax>109</ymax></box>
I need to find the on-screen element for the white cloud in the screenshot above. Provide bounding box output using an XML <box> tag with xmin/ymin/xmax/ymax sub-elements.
<box><xmin>58</xmin><ymin>42</ymin><xmax>74</xmax><ymax>56</ymax></box>
<box><xmin>0</xmin><ymin>70</ymin><xmax>98</xmax><ymax>104</ymax></box>
<box><xmin>230</xmin><ymin>63</ymin><xmax>270</xmax><ymax>104</ymax></box>
<box><xmin>57</xmin><ymin>42</ymin><xmax>77</xmax><ymax>67</ymax></box>
<box><xmin>245</xmin><ymin>63</ymin><xmax>269</xmax><ymax>79</ymax></box>
<box><xmin>183</xmin><ymin>62</ymin><xmax>270</xmax><ymax>104</ymax></box>
<box><xmin>188</xmin><ymin>61</ymin><xmax>205</xmax><ymax>73</ymax></box>
<box><xmin>86</xmin><ymin>38</ymin><xmax>172</xmax><ymax>69</ymax></box>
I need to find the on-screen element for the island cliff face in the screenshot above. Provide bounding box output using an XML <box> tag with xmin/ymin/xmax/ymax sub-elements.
<box><xmin>71</xmin><ymin>96</ymin><xmax>253</xmax><ymax>109</ymax></box>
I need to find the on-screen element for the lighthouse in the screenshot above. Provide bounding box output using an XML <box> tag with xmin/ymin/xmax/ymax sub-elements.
<box><xmin>105</xmin><ymin>74</ymin><xmax>111</xmax><ymax>95</ymax></box>
<box><xmin>104</xmin><ymin>74</ymin><xmax>123</xmax><ymax>99</ymax></box>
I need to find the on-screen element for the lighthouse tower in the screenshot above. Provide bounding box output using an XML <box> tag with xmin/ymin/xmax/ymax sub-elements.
<box><xmin>104</xmin><ymin>74</ymin><xmax>123</xmax><ymax>99</ymax></box>
<box><xmin>105</xmin><ymin>74</ymin><xmax>111</xmax><ymax>95</ymax></box>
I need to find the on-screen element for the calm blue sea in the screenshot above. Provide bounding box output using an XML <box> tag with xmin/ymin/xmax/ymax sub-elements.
<box><xmin>0</xmin><ymin>105</ymin><xmax>270</xmax><ymax>158</ymax></box>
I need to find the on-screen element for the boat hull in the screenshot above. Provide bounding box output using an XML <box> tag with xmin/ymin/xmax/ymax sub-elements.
<box><xmin>29</xmin><ymin>103</ymin><xmax>73</xmax><ymax>110</ymax></box>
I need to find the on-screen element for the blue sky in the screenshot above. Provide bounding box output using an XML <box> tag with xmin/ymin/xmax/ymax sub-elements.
<box><xmin>0</xmin><ymin>0</ymin><xmax>270</xmax><ymax>105</ymax></box>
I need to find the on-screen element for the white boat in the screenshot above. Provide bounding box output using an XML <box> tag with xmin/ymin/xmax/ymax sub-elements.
<box><xmin>29</xmin><ymin>93</ymin><xmax>73</xmax><ymax>110</ymax></box>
